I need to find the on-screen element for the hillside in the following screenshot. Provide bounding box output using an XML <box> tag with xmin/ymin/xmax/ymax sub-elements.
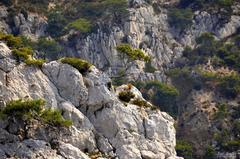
<box><xmin>0</xmin><ymin>0</ymin><xmax>240</xmax><ymax>158</ymax></box>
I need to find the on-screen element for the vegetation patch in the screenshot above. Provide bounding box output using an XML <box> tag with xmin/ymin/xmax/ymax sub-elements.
<box><xmin>68</xmin><ymin>18</ymin><xmax>92</xmax><ymax>33</ymax></box>
<box><xmin>25</xmin><ymin>59</ymin><xmax>46</xmax><ymax>67</ymax></box>
<box><xmin>0</xmin><ymin>99</ymin><xmax>72</xmax><ymax>127</ymax></box>
<box><xmin>133</xmin><ymin>80</ymin><xmax>179</xmax><ymax>117</ymax></box>
<box><xmin>176</xmin><ymin>140</ymin><xmax>193</xmax><ymax>159</ymax></box>
<box><xmin>0</xmin><ymin>33</ymin><xmax>23</xmax><ymax>48</ymax></box>
<box><xmin>168</xmin><ymin>8</ymin><xmax>193</xmax><ymax>30</ymax></box>
<box><xmin>61</xmin><ymin>57</ymin><xmax>92</xmax><ymax>74</ymax></box>
<box><xmin>12</xmin><ymin>47</ymin><xmax>33</xmax><ymax>60</ymax></box>
<box><xmin>131</xmin><ymin>98</ymin><xmax>152</xmax><ymax>108</ymax></box>
<box><xmin>118</xmin><ymin>90</ymin><xmax>135</xmax><ymax>103</ymax></box>
<box><xmin>116</xmin><ymin>44</ymin><xmax>150</xmax><ymax>62</ymax></box>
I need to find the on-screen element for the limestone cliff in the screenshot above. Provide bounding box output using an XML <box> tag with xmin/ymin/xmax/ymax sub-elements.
<box><xmin>0</xmin><ymin>42</ymin><xmax>182</xmax><ymax>159</ymax></box>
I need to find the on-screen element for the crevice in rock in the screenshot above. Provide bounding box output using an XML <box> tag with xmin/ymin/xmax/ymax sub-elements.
<box><xmin>142</xmin><ymin>118</ymin><xmax>147</xmax><ymax>139</ymax></box>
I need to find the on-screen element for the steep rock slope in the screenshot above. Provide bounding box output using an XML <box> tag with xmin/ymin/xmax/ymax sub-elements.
<box><xmin>0</xmin><ymin>42</ymin><xmax>182</xmax><ymax>159</ymax></box>
<box><xmin>1</xmin><ymin>1</ymin><xmax>240</xmax><ymax>81</ymax></box>
<box><xmin>64</xmin><ymin>0</ymin><xmax>240</xmax><ymax>81</ymax></box>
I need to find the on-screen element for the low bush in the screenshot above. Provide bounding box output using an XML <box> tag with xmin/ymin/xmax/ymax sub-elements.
<box><xmin>132</xmin><ymin>98</ymin><xmax>152</xmax><ymax>108</ymax></box>
<box><xmin>221</xmin><ymin>140</ymin><xmax>240</xmax><ymax>152</ymax></box>
<box><xmin>176</xmin><ymin>140</ymin><xmax>193</xmax><ymax>159</ymax></box>
<box><xmin>0</xmin><ymin>99</ymin><xmax>72</xmax><ymax>127</ymax></box>
<box><xmin>168</xmin><ymin>8</ymin><xmax>193</xmax><ymax>30</ymax></box>
<box><xmin>61</xmin><ymin>57</ymin><xmax>92</xmax><ymax>74</ymax></box>
<box><xmin>1</xmin><ymin>99</ymin><xmax>44</xmax><ymax>118</ymax></box>
<box><xmin>118</xmin><ymin>90</ymin><xmax>135</xmax><ymax>103</ymax></box>
<box><xmin>35</xmin><ymin>37</ymin><xmax>62</xmax><ymax>59</ymax></box>
<box><xmin>41</xmin><ymin>108</ymin><xmax>72</xmax><ymax>127</ymax></box>
<box><xmin>0</xmin><ymin>33</ymin><xmax>22</xmax><ymax>48</ymax></box>
<box><xmin>47</xmin><ymin>9</ymin><xmax>68</xmax><ymax>38</ymax></box>
<box><xmin>218</xmin><ymin>73</ymin><xmax>240</xmax><ymax>98</ymax></box>
<box><xmin>25</xmin><ymin>59</ymin><xmax>46</xmax><ymax>67</ymax></box>
<box><xmin>68</xmin><ymin>18</ymin><xmax>92</xmax><ymax>33</ymax></box>
<box><xmin>214</xmin><ymin>103</ymin><xmax>228</xmax><ymax>119</ymax></box>
<box><xmin>116</xmin><ymin>44</ymin><xmax>150</xmax><ymax>62</ymax></box>
<box><xmin>204</xmin><ymin>145</ymin><xmax>216</xmax><ymax>159</ymax></box>
<box><xmin>132</xmin><ymin>80</ymin><xmax>179</xmax><ymax>116</ymax></box>
<box><xmin>12</xmin><ymin>47</ymin><xmax>34</xmax><ymax>60</ymax></box>
<box><xmin>144</xmin><ymin>61</ymin><xmax>157</xmax><ymax>73</ymax></box>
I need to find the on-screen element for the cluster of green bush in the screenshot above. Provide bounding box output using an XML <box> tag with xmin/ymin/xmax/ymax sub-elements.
<box><xmin>144</xmin><ymin>61</ymin><xmax>157</xmax><ymax>73</ymax></box>
<box><xmin>179</xmin><ymin>0</ymin><xmax>234</xmax><ymax>9</ymax></box>
<box><xmin>168</xmin><ymin>8</ymin><xmax>194</xmax><ymax>30</ymax></box>
<box><xmin>118</xmin><ymin>90</ymin><xmax>135</xmax><ymax>103</ymax></box>
<box><xmin>1</xmin><ymin>0</ymin><xmax>49</xmax><ymax>15</ymax></box>
<box><xmin>0</xmin><ymin>33</ymin><xmax>46</xmax><ymax>67</ymax></box>
<box><xmin>61</xmin><ymin>57</ymin><xmax>92</xmax><ymax>74</ymax></box>
<box><xmin>46</xmin><ymin>0</ymin><xmax>128</xmax><ymax>38</ymax></box>
<box><xmin>116</xmin><ymin>44</ymin><xmax>150</xmax><ymax>62</ymax></box>
<box><xmin>131</xmin><ymin>98</ymin><xmax>152</xmax><ymax>108</ymax></box>
<box><xmin>133</xmin><ymin>80</ymin><xmax>179</xmax><ymax>116</ymax></box>
<box><xmin>0</xmin><ymin>99</ymin><xmax>72</xmax><ymax>127</ymax></box>
<box><xmin>214</xmin><ymin>129</ymin><xmax>240</xmax><ymax>152</ymax></box>
<box><xmin>176</xmin><ymin>140</ymin><xmax>193</xmax><ymax>159</ymax></box>
<box><xmin>168</xmin><ymin>32</ymin><xmax>240</xmax><ymax>98</ymax></box>
<box><xmin>169</xmin><ymin>0</ymin><xmax>235</xmax><ymax>30</ymax></box>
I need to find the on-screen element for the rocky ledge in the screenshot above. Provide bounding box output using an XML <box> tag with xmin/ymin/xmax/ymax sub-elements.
<box><xmin>0</xmin><ymin>42</ymin><xmax>182</xmax><ymax>159</ymax></box>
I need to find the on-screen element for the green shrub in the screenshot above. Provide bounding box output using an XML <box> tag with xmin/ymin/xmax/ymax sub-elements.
<box><xmin>218</xmin><ymin>73</ymin><xmax>240</xmax><ymax>98</ymax></box>
<box><xmin>221</xmin><ymin>140</ymin><xmax>240</xmax><ymax>152</ymax></box>
<box><xmin>25</xmin><ymin>59</ymin><xmax>46</xmax><ymax>67</ymax></box>
<box><xmin>233</xmin><ymin>120</ymin><xmax>240</xmax><ymax>137</ymax></box>
<box><xmin>145</xmin><ymin>81</ymin><xmax>179</xmax><ymax>96</ymax></box>
<box><xmin>0</xmin><ymin>33</ymin><xmax>23</xmax><ymax>48</ymax></box>
<box><xmin>118</xmin><ymin>90</ymin><xmax>135</xmax><ymax>103</ymax></box>
<box><xmin>168</xmin><ymin>8</ymin><xmax>193</xmax><ymax>30</ymax></box>
<box><xmin>35</xmin><ymin>37</ymin><xmax>62</xmax><ymax>59</ymax></box>
<box><xmin>196</xmin><ymin>32</ymin><xmax>215</xmax><ymax>46</ymax></box>
<box><xmin>41</xmin><ymin>108</ymin><xmax>72</xmax><ymax>127</ymax></box>
<box><xmin>2</xmin><ymin>99</ymin><xmax>44</xmax><ymax>118</ymax></box>
<box><xmin>144</xmin><ymin>61</ymin><xmax>157</xmax><ymax>73</ymax></box>
<box><xmin>12</xmin><ymin>47</ymin><xmax>34</xmax><ymax>60</ymax></box>
<box><xmin>0</xmin><ymin>99</ymin><xmax>72</xmax><ymax>127</ymax></box>
<box><xmin>132</xmin><ymin>98</ymin><xmax>152</xmax><ymax>108</ymax></box>
<box><xmin>116</xmin><ymin>44</ymin><xmax>150</xmax><ymax>62</ymax></box>
<box><xmin>47</xmin><ymin>9</ymin><xmax>68</xmax><ymax>37</ymax></box>
<box><xmin>204</xmin><ymin>145</ymin><xmax>216</xmax><ymax>159</ymax></box>
<box><xmin>61</xmin><ymin>57</ymin><xmax>92</xmax><ymax>74</ymax></box>
<box><xmin>214</xmin><ymin>103</ymin><xmax>228</xmax><ymax>119</ymax></box>
<box><xmin>68</xmin><ymin>18</ymin><xmax>92</xmax><ymax>33</ymax></box>
<box><xmin>176</xmin><ymin>140</ymin><xmax>193</xmax><ymax>159</ymax></box>
<box><xmin>133</xmin><ymin>80</ymin><xmax>179</xmax><ymax>116</ymax></box>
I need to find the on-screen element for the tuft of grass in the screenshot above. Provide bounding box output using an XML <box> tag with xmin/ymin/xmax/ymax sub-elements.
<box><xmin>61</xmin><ymin>57</ymin><xmax>92</xmax><ymax>74</ymax></box>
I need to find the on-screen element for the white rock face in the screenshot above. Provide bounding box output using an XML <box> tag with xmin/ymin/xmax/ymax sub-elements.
<box><xmin>63</xmin><ymin>0</ymin><xmax>240</xmax><ymax>82</ymax></box>
<box><xmin>0</xmin><ymin>43</ymin><xmax>181</xmax><ymax>159</ymax></box>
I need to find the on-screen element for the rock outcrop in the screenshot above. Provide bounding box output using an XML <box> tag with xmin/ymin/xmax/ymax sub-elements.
<box><xmin>0</xmin><ymin>42</ymin><xmax>182</xmax><ymax>159</ymax></box>
<box><xmin>63</xmin><ymin>0</ymin><xmax>240</xmax><ymax>81</ymax></box>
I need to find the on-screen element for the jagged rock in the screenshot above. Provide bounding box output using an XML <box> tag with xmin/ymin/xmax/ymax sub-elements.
<box><xmin>0</xmin><ymin>43</ymin><xmax>16</xmax><ymax>72</ymax></box>
<box><xmin>57</xmin><ymin>142</ymin><xmax>90</xmax><ymax>159</ymax></box>
<box><xmin>43</xmin><ymin>61</ymin><xmax>88</xmax><ymax>107</ymax></box>
<box><xmin>0</xmin><ymin>139</ymin><xmax>62</xmax><ymax>159</ymax></box>
<box><xmin>1</xmin><ymin>64</ymin><xmax>60</xmax><ymax>108</ymax></box>
<box><xmin>0</xmin><ymin>43</ymin><xmax>181</xmax><ymax>159</ymax></box>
